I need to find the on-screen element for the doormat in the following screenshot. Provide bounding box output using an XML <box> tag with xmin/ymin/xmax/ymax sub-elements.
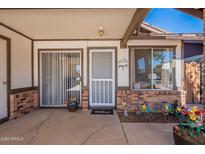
<box><xmin>91</xmin><ymin>109</ymin><xmax>113</xmax><ymax>115</ymax></box>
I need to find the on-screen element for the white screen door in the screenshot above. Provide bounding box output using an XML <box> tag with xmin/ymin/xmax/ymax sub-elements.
<box><xmin>40</xmin><ymin>50</ymin><xmax>82</xmax><ymax>107</ymax></box>
<box><xmin>89</xmin><ymin>49</ymin><xmax>115</xmax><ymax>108</ymax></box>
<box><xmin>0</xmin><ymin>38</ymin><xmax>8</xmax><ymax>121</ymax></box>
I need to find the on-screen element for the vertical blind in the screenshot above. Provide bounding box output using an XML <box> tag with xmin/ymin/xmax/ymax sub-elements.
<box><xmin>40</xmin><ymin>52</ymin><xmax>81</xmax><ymax>106</ymax></box>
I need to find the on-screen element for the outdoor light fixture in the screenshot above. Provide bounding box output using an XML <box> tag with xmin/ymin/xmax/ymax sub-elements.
<box><xmin>98</xmin><ymin>27</ymin><xmax>104</xmax><ymax>36</ymax></box>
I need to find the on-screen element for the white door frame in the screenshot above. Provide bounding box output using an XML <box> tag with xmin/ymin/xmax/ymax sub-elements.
<box><xmin>89</xmin><ymin>48</ymin><xmax>116</xmax><ymax>108</ymax></box>
<box><xmin>39</xmin><ymin>49</ymin><xmax>82</xmax><ymax>107</ymax></box>
<box><xmin>0</xmin><ymin>35</ymin><xmax>10</xmax><ymax>123</ymax></box>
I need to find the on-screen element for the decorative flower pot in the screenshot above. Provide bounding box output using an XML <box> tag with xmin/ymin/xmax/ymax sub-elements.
<box><xmin>173</xmin><ymin>125</ymin><xmax>205</xmax><ymax>145</ymax></box>
<box><xmin>173</xmin><ymin>129</ymin><xmax>195</xmax><ymax>145</ymax></box>
<box><xmin>66</xmin><ymin>97</ymin><xmax>79</xmax><ymax>112</ymax></box>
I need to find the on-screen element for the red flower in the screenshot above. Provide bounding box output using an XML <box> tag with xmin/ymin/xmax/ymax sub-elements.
<box><xmin>195</xmin><ymin>111</ymin><xmax>200</xmax><ymax>116</ymax></box>
<box><xmin>181</xmin><ymin>111</ymin><xmax>187</xmax><ymax>116</ymax></box>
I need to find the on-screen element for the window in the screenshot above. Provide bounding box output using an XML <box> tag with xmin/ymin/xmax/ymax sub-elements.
<box><xmin>131</xmin><ymin>47</ymin><xmax>175</xmax><ymax>90</ymax></box>
<box><xmin>132</xmin><ymin>49</ymin><xmax>152</xmax><ymax>89</ymax></box>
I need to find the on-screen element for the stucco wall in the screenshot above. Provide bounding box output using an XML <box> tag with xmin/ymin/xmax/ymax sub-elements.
<box><xmin>34</xmin><ymin>41</ymin><xmax>121</xmax><ymax>87</ymax></box>
<box><xmin>0</xmin><ymin>25</ymin><xmax>32</xmax><ymax>89</ymax></box>
<box><xmin>33</xmin><ymin>39</ymin><xmax>182</xmax><ymax>89</ymax></box>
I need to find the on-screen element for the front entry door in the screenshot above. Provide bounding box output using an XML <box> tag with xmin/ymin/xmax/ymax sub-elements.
<box><xmin>40</xmin><ymin>50</ymin><xmax>82</xmax><ymax>107</ymax></box>
<box><xmin>0</xmin><ymin>38</ymin><xmax>8</xmax><ymax>121</ymax></box>
<box><xmin>89</xmin><ymin>49</ymin><xmax>115</xmax><ymax>108</ymax></box>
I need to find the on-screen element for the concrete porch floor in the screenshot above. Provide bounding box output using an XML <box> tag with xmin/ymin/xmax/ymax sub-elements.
<box><xmin>0</xmin><ymin>109</ymin><xmax>175</xmax><ymax>145</ymax></box>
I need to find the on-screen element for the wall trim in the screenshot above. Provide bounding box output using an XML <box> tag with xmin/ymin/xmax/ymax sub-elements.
<box><xmin>0</xmin><ymin>22</ymin><xmax>33</xmax><ymax>40</ymax></box>
<box><xmin>33</xmin><ymin>38</ymin><xmax>122</xmax><ymax>41</ymax></box>
<box><xmin>33</xmin><ymin>86</ymin><xmax>39</xmax><ymax>90</ymax></box>
<box><xmin>38</xmin><ymin>48</ymin><xmax>84</xmax><ymax>51</ymax></box>
<box><xmin>0</xmin><ymin>8</ymin><xmax>116</xmax><ymax>10</ymax></box>
<box><xmin>117</xmin><ymin>87</ymin><xmax>130</xmax><ymax>90</ymax></box>
<box><xmin>10</xmin><ymin>87</ymin><xmax>35</xmax><ymax>94</ymax></box>
<box><xmin>128</xmin><ymin>45</ymin><xmax>177</xmax><ymax>48</ymax></box>
<box><xmin>31</xmin><ymin>40</ymin><xmax>34</xmax><ymax>87</ymax></box>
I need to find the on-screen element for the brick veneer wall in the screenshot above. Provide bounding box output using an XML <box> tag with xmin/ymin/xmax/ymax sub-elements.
<box><xmin>116</xmin><ymin>89</ymin><xmax>183</xmax><ymax>111</ymax></box>
<box><xmin>10</xmin><ymin>90</ymin><xmax>39</xmax><ymax>120</ymax></box>
<box><xmin>81</xmin><ymin>88</ymin><xmax>184</xmax><ymax>111</ymax></box>
<box><xmin>203</xmin><ymin>9</ymin><xmax>205</xmax><ymax>103</ymax></box>
<box><xmin>82</xmin><ymin>88</ymin><xmax>88</xmax><ymax>111</ymax></box>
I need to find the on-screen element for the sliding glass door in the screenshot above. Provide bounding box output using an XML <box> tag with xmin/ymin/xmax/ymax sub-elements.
<box><xmin>40</xmin><ymin>50</ymin><xmax>81</xmax><ymax>107</ymax></box>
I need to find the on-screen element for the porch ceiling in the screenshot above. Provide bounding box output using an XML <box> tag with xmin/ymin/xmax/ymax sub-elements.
<box><xmin>0</xmin><ymin>9</ymin><xmax>136</xmax><ymax>39</ymax></box>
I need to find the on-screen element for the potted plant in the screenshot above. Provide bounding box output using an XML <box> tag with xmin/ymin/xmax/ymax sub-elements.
<box><xmin>66</xmin><ymin>97</ymin><xmax>79</xmax><ymax>112</ymax></box>
<box><xmin>173</xmin><ymin>106</ymin><xmax>205</xmax><ymax>145</ymax></box>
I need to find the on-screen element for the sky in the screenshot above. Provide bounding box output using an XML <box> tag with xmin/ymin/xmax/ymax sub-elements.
<box><xmin>144</xmin><ymin>8</ymin><xmax>203</xmax><ymax>33</ymax></box>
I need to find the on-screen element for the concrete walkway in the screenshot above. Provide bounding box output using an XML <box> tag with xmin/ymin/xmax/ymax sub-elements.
<box><xmin>0</xmin><ymin>109</ymin><xmax>175</xmax><ymax>145</ymax></box>
<box><xmin>0</xmin><ymin>109</ymin><xmax>126</xmax><ymax>145</ymax></box>
<box><xmin>122</xmin><ymin>123</ymin><xmax>175</xmax><ymax>145</ymax></box>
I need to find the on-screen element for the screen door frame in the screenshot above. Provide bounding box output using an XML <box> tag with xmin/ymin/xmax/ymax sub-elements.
<box><xmin>88</xmin><ymin>47</ymin><xmax>117</xmax><ymax>108</ymax></box>
<box><xmin>38</xmin><ymin>48</ymin><xmax>83</xmax><ymax>107</ymax></box>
